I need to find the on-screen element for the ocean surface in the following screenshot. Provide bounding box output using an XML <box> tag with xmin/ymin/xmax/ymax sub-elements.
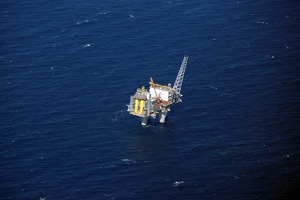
<box><xmin>1</xmin><ymin>0</ymin><xmax>300</xmax><ymax>199</ymax></box>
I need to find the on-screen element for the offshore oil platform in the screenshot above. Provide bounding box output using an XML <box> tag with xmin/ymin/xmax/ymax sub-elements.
<box><xmin>127</xmin><ymin>55</ymin><xmax>188</xmax><ymax>125</ymax></box>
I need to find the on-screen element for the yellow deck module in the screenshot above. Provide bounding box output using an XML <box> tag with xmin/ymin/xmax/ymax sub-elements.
<box><xmin>139</xmin><ymin>100</ymin><xmax>144</xmax><ymax>114</ymax></box>
<box><xmin>134</xmin><ymin>99</ymin><xmax>139</xmax><ymax>114</ymax></box>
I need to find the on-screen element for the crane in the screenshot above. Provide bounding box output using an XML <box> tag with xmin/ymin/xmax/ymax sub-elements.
<box><xmin>173</xmin><ymin>55</ymin><xmax>188</xmax><ymax>95</ymax></box>
<box><xmin>127</xmin><ymin>55</ymin><xmax>188</xmax><ymax>125</ymax></box>
<box><xmin>150</xmin><ymin>77</ymin><xmax>161</xmax><ymax>104</ymax></box>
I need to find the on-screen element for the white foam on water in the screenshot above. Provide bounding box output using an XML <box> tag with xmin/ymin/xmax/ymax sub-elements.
<box><xmin>121</xmin><ymin>158</ymin><xmax>136</xmax><ymax>164</ymax></box>
<box><xmin>209</xmin><ymin>85</ymin><xmax>218</xmax><ymax>90</ymax></box>
<box><xmin>76</xmin><ymin>19</ymin><xmax>91</xmax><ymax>25</ymax></box>
<box><xmin>173</xmin><ymin>181</ymin><xmax>184</xmax><ymax>186</ymax></box>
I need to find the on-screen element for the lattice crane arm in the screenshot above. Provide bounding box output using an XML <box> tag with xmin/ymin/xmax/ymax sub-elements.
<box><xmin>173</xmin><ymin>55</ymin><xmax>188</xmax><ymax>94</ymax></box>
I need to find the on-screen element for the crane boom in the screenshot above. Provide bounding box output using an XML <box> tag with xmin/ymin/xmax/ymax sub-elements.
<box><xmin>150</xmin><ymin>77</ymin><xmax>161</xmax><ymax>103</ymax></box>
<box><xmin>173</xmin><ymin>55</ymin><xmax>188</xmax><ymax>94</ymax></box>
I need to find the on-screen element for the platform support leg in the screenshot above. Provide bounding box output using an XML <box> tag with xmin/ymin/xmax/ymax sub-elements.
<box><xmin>141</xmin><ymin>117</ymin><xmax>149</xmax><ymax>126</ymax></box>
<box><xmin>159</xmin><ymin>111</ymin><xmax>168</xmax><ymax>123</ymax></box>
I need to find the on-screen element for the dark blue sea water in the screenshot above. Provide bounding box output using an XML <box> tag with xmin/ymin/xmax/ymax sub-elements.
<box><xmin>1</xmin><ymin>0</ymin><xmax>300</xmax><ymax>199</ymax></box>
